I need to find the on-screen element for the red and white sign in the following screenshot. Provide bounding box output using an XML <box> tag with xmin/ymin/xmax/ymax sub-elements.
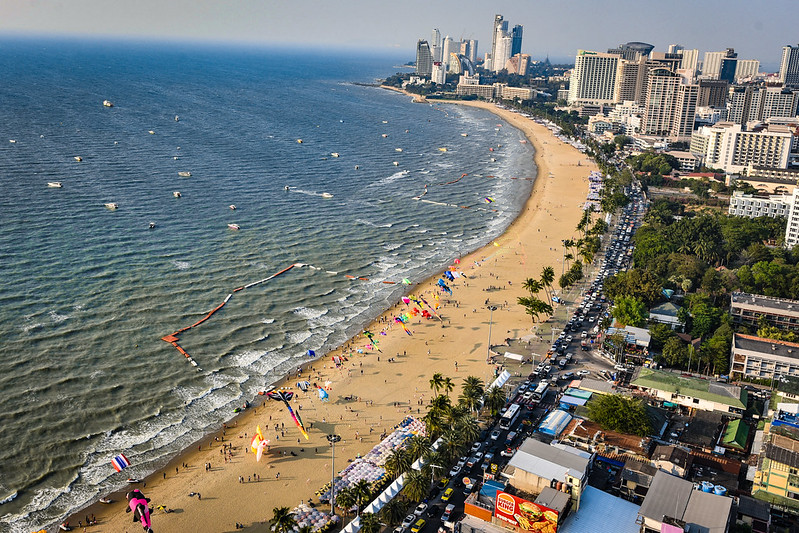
<box><xmin>494</xmin><ymin>491</ymin><xmax>558</xmax><ymax>533</ymax></box>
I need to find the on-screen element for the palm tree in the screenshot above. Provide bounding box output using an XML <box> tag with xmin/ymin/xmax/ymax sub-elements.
<box><xmin>429</xmin><ymin>394</ymin><xmax>452</xmax><ymax>413</ymax></box>
<box><xmin>360</xmin><ymin>512</ymin><xmax>381</xmax><ymax>533</ymax></box>
<box><xmin>335</xmin><ymin>487</ymin><xmax>356</xmax><ymax>517</ymax></box>
<box><xmin>453</xmin><ymin>414</ymin><xmax>480</xmax><ymax>444</ymax></box>
<box><xmin>484</xmin><ymin>386</ymin><xmax>507</xmax><ymax>418</ymax></box>
<box><xmin>522</xmin><ymin>277</ymin><xmax>543</xmax><ymax>295</ymax></box>
<box><xmin>380</xmin><ymin>498</ymin><xmax>407</xmax><ymax>526</ymax></box>
<box><xmin>271</xmin><ymin>507</ymin><xmax>297</xmax><ymax>533</ymax></box>
<box><xmin>385</xmin><ymin>448</ymin><xmax>412</xmax><ymax>479</ymax></box>
<box><xmin>407</xmin><ymin>435</ymin><xmax>431</xmax><ymax>461</ymax></box>
<box><xmin>439</xmin><ymin>430</ymin><xmax>466</xmax><ymax>463</ymax></box>
<box><xmin>458</xmin><ymin>375</ymin><xmax>484</xmax><ymax>415</ymax></box>
<box><xmin>429</xmin><ymin>372</ymin><xmax>444</xmax><ymax>395</ymax></box>
<box><xmin>423</xmin><ymin>408</ymin><xmax>446</xmax><ymax>440</ymax></box>
<box><xmin>352</xmin><ymin>479</ymin><xmax>373</xmax><ymax>516</ymax></box>
<box><xmin>441</xmin><ymin>377</ymin><xmax>455</xmax><ymax>397</ymax></box>
<box><xmin>540</xmin><ymin>266</ymin><xmax>555</xmax><ymax>303</ymax></box>
<box><xmin>403</xmin><ymin>469</ymin><xmax>429</xmax><ymax>502</ymax></box>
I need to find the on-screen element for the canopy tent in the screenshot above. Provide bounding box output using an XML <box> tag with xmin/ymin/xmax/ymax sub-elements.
<box><xmin>503</xmin><ymin>352</ymin><xmax>524</xmax><ymax>362</ymax></box>
<box><xmin>489</xmin><ymin>370</ymin><xmax>512</xmax><ymax>390</ymax></box>
<box><xmin>560</xmin><ymin>395</ymin><xmax>588</xmax><ymax>408</ymax></box>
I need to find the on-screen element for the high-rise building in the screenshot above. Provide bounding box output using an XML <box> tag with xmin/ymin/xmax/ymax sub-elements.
<box><xmin>466</xmin><ymin>39</ymin><xmax>478</xmax><ymax>64</ymax></box>
<box><xmin>490</xmin><ymin>15</ymin><xmax>506</xmax><ymax>66</ymax></box>
<box><xmin>667</xmin><ymin>44</ymin><xmax>684</xmax><ymax>55</ymax></box>
<box><xmin>702</xmin><ymin>50</ymin><xmax>728</xmax><ymax>79</ymax></box>
<box><xmin>431</xmin><ymin>28</ymin><xmax>442</xmax><ymax>62</ymax></box>
<box><xmin>442</xmin><ymin>36</ymin><xmax>457</xmax><ymax>71</ymax></box>
<box><xmin>690</xmin><ymin>122</ymin><xmax>794</xmax><ymax>173</ymax></box>
<box><xmin>614</xmin><ymin>57</ymin><xmax>647</xmax><ymax>104</ymax></box>
<box><xmin>727</xmin><ymin>85</ymin><xmax>799</xmax><ymax>126</ymax></box>
<box><xmin>762</xmin><ymin>86</ymin><xmax>799</xmax><ymax>120</ymax></box>
<box><xmin>735</xmin><ymin>59</ymin><xmax>760</xmax><ymax>81</ymax></box>
<box><xmin>568</xmin><ymin>50</ymin><xmax>620</xmax><ymax>106</ymax></box>
<box><xmin>431</xmin><ymin>62</ymin><xmax>445</xmax><ymax>85</ymax></box>
<box><xmin>511</xmin><ymin>25</ymin><xmax>523</xmax><ymax>56</ymax></box>
<box><xmin>680</xmin><ymin>48</ymin><xmax>700</xmax><ymax>75</ymax></box>
<box><xmin>505</xmin><ymin>54</ymin><xmax>530</xmax><ymax>76</ymax></box>
<box><xmin>779</xmin><ymin>45</ymin><xmax>799</xmax><ymax>87</ymax></box>
<box><xmin>698</xmin><ymin>79</ymin><xmax>729</xmax><ymax>108</ymax></box>
<box><xmin>493</xmin><ymin>27</ymin><xmax>512</xmax><ymax>73</ymax></box>
<box><xmin>786</xmin><ymin>188</ymin><xmax>799</xmax><ymax>248</ymax></box>
<box><xmin>719</xmin><ymin>49</ymin><xmax>738</xmax><ymax>83</ymax></box>
<box><xmin>607</xmin><ymin>42</ymin><xmax>654</xmax><ymax>60</ymax></box>
<box><xmin>640</xmin><ymin>68</ymin><xmax>697</xmax><ymax>140</ymax></box>
<box><xmin>415</xmin><ymin>40</ymin><xmax>433</xmax><ymax>77</ymax></box>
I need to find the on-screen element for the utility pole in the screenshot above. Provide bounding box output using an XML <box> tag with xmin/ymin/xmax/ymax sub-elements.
<box><xmin>327</xmin><ymin>434</ymin><xmax>341</xmax><ymax>516</ymax></box>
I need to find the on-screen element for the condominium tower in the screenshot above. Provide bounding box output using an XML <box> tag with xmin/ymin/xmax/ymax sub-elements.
<box><xmin>779</xmin><ymin>45</ymin><xmax>799</xmax><ymax>87</ymax></box>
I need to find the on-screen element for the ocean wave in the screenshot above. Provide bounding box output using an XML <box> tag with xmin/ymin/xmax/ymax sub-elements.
<box><xmin>173</xmin><ymin>260</ymin><xmax>191</xmax><ymax>270</ymax></box>
<box><xmin>293</xmin><ymin>306</ymin><xmax>328</xmax><ymax>320</ymax></box>
<box><xmin>48</xmin><ymin>310</ymin><xmax>70</xmax><ymax>323</ymax></box>
<box><xmin>261</xmin><ymin>317</ymin><xmax>275</xmax><ymax>324</ymax></box>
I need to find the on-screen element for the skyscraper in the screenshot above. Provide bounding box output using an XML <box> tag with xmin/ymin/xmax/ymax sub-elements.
<box><xmin>511</xmin><ymin>25</ymin><xmax>523</xmax><ymax>56</ymax></box>
<box><xmin>493</xmin><ymin>27</ymin><xmax>512</xmax><ymax>73</ymax></box>
<box><xmin>607</xmin><ymin>42</ymin><xmax>654</xmax><ymax>60</ymax></box>
<box><xmin>431</xmin><ymin>28</ymin><xmax>442</xmax><ymax>62</ymax></box>
<box><xmin>490</xmin><ymin>14</ymin><xmax>505</xmax><ymax>65</ymax></box>
<box><xmin>680</xmin><ymin>49</ymin><xmax>700</xmax><ymax>76</ymax></box>
<box><xmin>719</xmin><ymin>49</ymin><xmax>738</xmax><ymax>83</ymax></box>
<box><xmin>568</xmin><ymin>50</ymin><xmax>621</xmax><ymax>106</ymax></box>
<box><xmin>415</xmin><ymin>40</ymin><xmax>433</xmax><ymax>77</ymax></box>
<box><xmin>779</xmin><ymin>45</ymin><xmax>799</xmax><ymax>87</ymax></box>
<box><xmin>734</xmin><ymin>59</ymin><xmax>760</xmax><ymax>81</ymax></box>
<box><xmin>466</xmin><ymin>39</ymin><xmax>478</xmax><ymax>64</ymax></box>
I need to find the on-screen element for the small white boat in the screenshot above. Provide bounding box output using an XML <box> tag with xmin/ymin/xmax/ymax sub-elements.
<box><xmin>9</xmin><ymin>139</ymin><xmax>16</xmax><ymax>143</ymax></box>
<box><xmin>149</xmin><ymin>222</ymin><xmax>156</xmax><ymax>229</ymax></box>
<box><xmin>395</xmin><ymin>148</ymin><xmax>403</xmax><ymax>152</ymax></box>
<box><xmin>99</xmin><ymin>498</ymin><xmax>113</xmax><ymax>504</ymax></box>
<box><xmin>228</xmin><ymin>223</ymin><xmax>240</xmax><ymax>230</ymax></box>
<box><xmin>382</xmin><ymin>120</ymin><xmax>389</xmax><ymax>124</ymax></box>
<box><xmin>173</xmin><ymin>156</ymin><xmax>179</xmax><ymax>160</ymax></box>
<box><xmin>381</xmin><ymin>134</ymin><xmax>388</xmax><ymax>138</ymax></box>
<box><xmin>47</xmin><ymin>182</ymin><xmax>63</xmax><ymax>188</ymax></box>
<box><xmin>284</xmin><ymin>185</ymin><xmax>290</xmax><ymax>191</ymax></box>
<box><xmin>520</xmin><ymin>139</ymin><xmax>527</xmax><ymax>143</ymax></box>
<box><xmin>331</xmin><ymin>152</ymin><xmax>340</xmax><ymax>157</ymax></box>
<box><xmin>490</xmin><ymin>158</ymin><xmax>497</xmax><ymax>162</ymax></box>
<box><xmin>173</xmin><ymin>191</ymin><xmax>181</xmax><ymax>198</ymax></box>
<box><xmin>297</xmin><ymin>139</ymin><xmax>303</xmax><ymax>143</ymax></box>
<box><xmin>461</xmin><ymin>133</ymin><xmax>468</xmax><ymax>137</ymax></box>
<box><xmin>321</xmin><ymin>192</ymin><xmax>333</xmax><ymax>198</ymax></box>
<box><xmin>229</xmin><ymin>204</ymin><xmax>237</xmax><ymax>210</ymax></box>
<box><xmin>175</xmin><ymin>115</ymin><xmax>179</xmax><ymax>121</ymax></box>
<box><xmin>104</xmin><ymin>203</ymin><xmax>118</xmax><ymax>210</ymax></box>
<box><xmin>178</xmin><ymin>171</ymin><xmax>191</xmax><ymax>177</ymax></box>
<box><xmin>126</xmin><ymin>478</ymin><xmax>141</xmax><ymax>484</ymax></box>
<box><xmin>103</xmin><ymin>100</ymin><xmax>114</xmax><ymax>107</ymax></box>
<box><xmin>74</xmin><ymin>156</ymin><xmax>82</xmax><ymax>162</ymax></box>
<box><xmin>438</xmin><ymin>147</ymin><xmax>448</xmax><ymax>152</ymax></box>
<box><xmin>148</xmin><ymin>130</ymin><xmax>155</xmax><ymax>135</ymax></box>
<box><xmin>392</xmin><ymin>161</ymin><xmax>399</xmax><ymax>166</ymax></box>
<box><xmin>354</xmin><ymin>165</ymin><xmax>359</xmax><ymax>170</ymax></box>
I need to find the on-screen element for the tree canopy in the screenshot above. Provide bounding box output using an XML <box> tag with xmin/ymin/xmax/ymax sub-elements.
<box><xmin>587</xmin><ymin>394</ymin><xmax>652</xmax><ymax>436</ymax></box>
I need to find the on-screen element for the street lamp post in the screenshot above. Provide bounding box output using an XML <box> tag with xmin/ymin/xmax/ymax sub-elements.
<box><xmin>327</xmin><ymin>434</ymin><xmax>341</xmax><ymax>516</ymax></box>
<box><xmin>486</xmin><ymin>305</ymin><xmax>498</xmax><ymax>363</ymax></box>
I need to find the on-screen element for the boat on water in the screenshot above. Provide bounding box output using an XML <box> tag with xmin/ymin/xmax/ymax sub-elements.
<box><xmin>175</xmin><ymin>115</ymin><xmax>179</xmax><ymax>121</ymax></box>
<box><xmin>47</xmin><ymin>182</ymin><xmax>63</xmax><ymax>188</ymax></box>
<box><xmin>173</xmin><ymin>191</ymin><xmax>181</xmax><ymax>198</ymax></box>
<box><xmin>98</xmin><ymin>498</ymin><xmax>113</xmax><ymax>504</ymax></box>
<box><xmin>296</xmin><ymin>139</ymin><xmax>303</xmax><ymax>143</ymax></box>
<box><xmin>228</xmin><ymin>223</ymin><xmax>240</xmax><ymax>230</ymax></box>
<box><xmin>284</xmin><ymin>185</ymin><xmax>290</xmax><ymax>191</ymax></box>
<box><xmin>126</xmin><ymin>478</ymin><xmax>141</xmax><ymax>484</ymax></box>
<box><xmin>149</xmin><ymin>222</ymin><xmax>156</xmax><ymax>229</ymax></box>
<box><xmin>438</xmin><ymin>147</ymin><xmax>448</xmax><ymax>152</ymax></box>
<box><xmin>148</xmin><ymin>130</ymin><xmax>155</xmax><ymax>135</ymax></box>
<box><xmin>178</xmin><ymin>171</ymin><xmax>192</xmax><ymax>177</ymax></box>
<box><xmin>321</xmin><ymin>192</ymin><xmax>333</xmax><ymax>198</ymax></box>
<box><xmin>331</xmin><ymin>152</ymin><xmax>340</xmax><ymax>157</ymax></box>
<box><xmin>395</xmin><ymin>148</ymin><xmax>403</xmax><ymax>152</ymax></box>
<box><xmin>461</xmin><ymin>133</ymin><xmax>468</xmax><ymax>137</ymax></box>
<box><xmin>392</xmin><ymin>161</ymin><xmax>399</xmax><ymax>166</ymax></box>
<box><xmin>520</xmin><ymin>139</ymin><xmax>527</xmax><ymax>143</ymax></box>
<box><xmin>9</xmin><ymin>139</ymin><xmax>16</xmax><ymax>143</ymax></box>
<box><xmin>381</xmin><ymin>134</ymin><xmax>388</xmax><ymax>138</ymax></box>
<box><xmin>74</xmin><ymin>156</ymin><xmax>82</xmax><ymax>161</ymax></box>
<box><xmin>103</xmin><ymin>100</ymin><xmax>114</xmax><ymax>107</ymax></box>
<box><xmin>104</xmin><ymin>203</ymin><xmax>118</xmax><ymax>210</ymax></box>
<box><xmin>229</xmin><ymin>204</ymin><xmax>237</xmax><ymax>210</ymax></box>
<box><xmin>354</xmin><ymin>165</ymin><xmax>359</xmax><ymax>170</ymax></box>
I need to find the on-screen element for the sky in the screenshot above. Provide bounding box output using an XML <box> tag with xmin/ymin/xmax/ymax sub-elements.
<box><xmin>1</xmin><ymin>0</ymin><xmax>796</xmax><ymax>69</ymax></box>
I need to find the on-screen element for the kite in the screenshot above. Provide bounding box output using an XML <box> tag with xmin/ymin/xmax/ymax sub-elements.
<box><xmin>251</xmin><ymin>425</ymin><xmax>270</xmax><ymax>462</ymax></box>
<box><xmin>443</xmin><ymin>271</ymin><xmax>455</xmax><ymax>281</ymax></box>
<box><xmin>401</xmin><ymin>297</ymin><xmax>411</xmax><ymax>304</ymax></box>
<box><xmin>112</xmin><ymin>454</ymin><xmax>131</xmax><ymax>473</ymax></box>
<box><xmin>364</xmin><ymin>330</ymin><xmax>381</xmax><ymax>352</ymax></box>
<box><xmin>126</xmin><ymin>489</ymin><xmax>152</xmax><ymax>532</ymax></box>
<box><xmin>394</xmin><ymin>316</ymin><xmax>412</xmax><ymax>335</ymax></box>
<box><xmin>484</xmin><ymin>197</ymin><xmax>495</xmax><ymax>203</ymax></box>
<box><xmin>318</xmin><ymin>387</ymin><xmax>329</xmax><ymax>402</ymax></box>
<box><xmin>437</xmin><ymin>278</ymin><xmax>452</xmax><ymax>295</ymax></box>
<box><xmin>418</xmin><ymin>295</ymin><xmax>442</xmax><ymax>320</ymax></box>
<box><xmin>402</xmin><ymin>278</ymin><xmax>411</xmax><ymax>285</ymax></box>
<box><xmin>267</xmin><ymin>390</ymin><xmax>310</xmax><ymax>440</ymax></box>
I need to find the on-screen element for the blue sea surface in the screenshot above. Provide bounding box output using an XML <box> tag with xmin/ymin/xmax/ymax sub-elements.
<box><xmin>0</xmin><ymin>38</ymin><xmax>535</xmax><ymax>530</ymax></box>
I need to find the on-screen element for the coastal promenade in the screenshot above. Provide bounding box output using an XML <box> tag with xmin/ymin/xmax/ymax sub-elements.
<box><xmin>69</xmin><ymin>97</ymin><xmax>597</xmax><ymax>532</ymax></box>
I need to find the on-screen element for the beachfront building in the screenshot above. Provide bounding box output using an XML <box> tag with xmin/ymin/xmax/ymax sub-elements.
<box><xmin>630</xmin><ymin>368</ymin><xmax>747</xmax><ymax>417</ymax></box>
<box><xmin>501</xmin><ymin>437</ymin><xmax>592</xmax><ymax>511</ymax></box>
<box><xmin>568</xmin><ymin>50</ymin><xmax>620</xmax><ymax>106</ymax></box>
<box><xmin>689</xmin><ymin>122</ymin><xmax>794</xmax><ymax>174</ymax></box>
<box><xmin>780</xmin><ymin>45</ymin><xmax>799</xmax><ymax>87</ymax></box>
<box><xmin>639</xmin><ymin>68</ymin><xmax>698</xmax><ymax>141</ymax></box>
<box><xmin>727</xmin><ymin>85</ymin><xmax>799</xmax><ymax>126</ymax></box>
<box><xmin>431</xmin><ymin>62</ymin><xmax>445</xmax><ymax>85</ymax></box>
<box><xmin>730</xmin><ymin>333</ymin><xmax>799</xmax><ymax>381</ymax></box>
<box><xmin>730</xmin><ymin>292</ymin><xmax>799</xmax><ymax>330</ymax></box>
<box><xmin>728</xmin><ymin>190</ymin><xmax>792</xmax><ymax>218</ymax></box>
<box><xmin>637</xmin><ymin>470</ymin><xmax>734</xmax><ymax>533</ymax></box>
<box><xmin>415</xmin><ymin>40</ymin><xmax>433</xmax><ymax>77</ymax></box>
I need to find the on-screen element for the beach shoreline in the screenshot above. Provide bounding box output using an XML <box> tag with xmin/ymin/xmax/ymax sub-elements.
<box><xmin>64</xmin><ymin>95</ymin><xmax>597</xmax><ymax>533</ymax></box>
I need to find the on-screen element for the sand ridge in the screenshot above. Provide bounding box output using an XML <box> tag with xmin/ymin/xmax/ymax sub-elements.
<box><xmin>66</xmin><ymin>99</ymin><xmax>597</xmax><ymax>533</ymax></box>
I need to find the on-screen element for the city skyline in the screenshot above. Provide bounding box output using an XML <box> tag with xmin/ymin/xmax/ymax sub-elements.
<box><xmin>1</xmin><ymin>0</ymin><xmax>797</xmax><ymax>69</ymax></box>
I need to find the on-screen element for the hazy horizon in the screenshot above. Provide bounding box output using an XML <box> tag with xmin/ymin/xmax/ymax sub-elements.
<box><xmin>1</xmin><ymin>0</ymin><xmax>796</xmax><ymax>70</ymax></box>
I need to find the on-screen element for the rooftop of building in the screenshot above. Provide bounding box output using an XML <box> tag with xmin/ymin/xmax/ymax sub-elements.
<box><xmin>649</xmin><ymin>301</ymin><xmax>681</xmax><ymax>317</ymax></box>
<box><xmin>638</xmin><ymin>471</ymin><xmax>732</xmax><ymax>532</ymax></box>
<box><xmin>652</xmin><ymin>444</ymin><xmax>692</xmax><ymax>469</ymax></box>
<box><xmin>722</xmin><ymin>419</ymin><xmax>751</xmax><ymax>450</ymax></box>
<box><xmin>731</xmin><ymin>291</ymin><xmax>799</xmax><ymax>314</ymax></box>
<box><xmin>534</xmin><ymin>486</ymin><xmax>571</xmax><ymax>514</ymax></box>
<box><xmin>563</xmin><ymin>417</ymin><xmax>651</xmax><ymax>457</ymax></box>
<box><xmin>733</xmin><ymin>333</ymin><xmax>799</xmax><ymax>360</ymax></box>
<box><xmin>558</xmin><ymin>486</ymin><xmax>640</xmax><ymax>533</ymax></box>
<box><xmin>631</xmin><ymin>368</ymin><xmax>747</xmax><ymax>409</ymax></box>
<box><xmin>764</xmin><ymin>433</ymin><xmax>799</xmax><ymax>469</ymax></box>
<box><xmin>680</xmin><ymin>411</ymin><xmax>724</xmax><ymax>448</ymax></box>
<box><xmin>620</xmin><ymin>458</ymin><xmax>658</xmax><ymax>487</ymax></box>
<box><xmin>507</xmin><ymin>437</ymin><xmax>591</xmax><ymax>480</ymax></box>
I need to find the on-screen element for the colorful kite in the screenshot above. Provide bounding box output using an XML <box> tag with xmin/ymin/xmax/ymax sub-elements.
<box><xmin>394</xmin><ymin>316</ymin><xmax>412</xmax><ymax>335</ymax></box>
<box><xmin>112</xmin><ymin>454</ymin><xmax>131</xmax><ymax>472</ymax></box>
<box><xmin>437</xmin><ymin>278</ymin><xmax>452</xmax><ymax>295</ymax></box>
<box><xmin>318</xmin><ymin>387</ymin><xmax>329</xmax><ymax>402</ymax></box>
<box><xmin>484</xmin><ymin>197</ymin><xmax>495</xmax><ymax>203</ymax></box>
<box><xmin>267</xmin><ymin>390</ymin><xmax>310</xmax><ymax>440</ymax></box>
<box><xmin>126</xmin><ymin>489</ymin><xmax>152</xmax><ymax>532</ymax></box>
<box><xmin>251</xmin><ymin>425</ymin><xmax>269</xmax><ymax>462</ymax></box>
<box><xmin>363</xmin><ymin>330</ymin><xmax>381</xmax><ymax>352</ymax></box>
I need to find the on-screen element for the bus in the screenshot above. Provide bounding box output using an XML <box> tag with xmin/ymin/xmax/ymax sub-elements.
<box><xmin>531</xmin><ymin>382</ymin><xmax>549</xmax><ymax>401</ymax></box>
<box><xmin>499</xmin><ymin>403</ymin><xmax>521</xmax><ymax>430</ymax></box>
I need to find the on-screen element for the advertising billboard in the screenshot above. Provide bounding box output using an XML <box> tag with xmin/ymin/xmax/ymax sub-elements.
<box><xmin>494</xmin><ymin>491</ymin><xmax>558</xmax><ymax>533</ymax></box>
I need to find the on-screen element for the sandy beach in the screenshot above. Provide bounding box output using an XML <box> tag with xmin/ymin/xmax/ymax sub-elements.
<box><xmin>66</xmin><ymin>98</ymin><xmax>596</xmax><ymax>533</ymax></box>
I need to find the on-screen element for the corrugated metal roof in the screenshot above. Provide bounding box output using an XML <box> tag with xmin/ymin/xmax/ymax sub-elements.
<box><xmin>559</xmin><ymin>486</ymin><xmax>640</xmax><ymax>533</ymax></box>
<box><xmin>508</xmin><ymin>437</ymin><xmax>589</xmax><ymax>480</ymax></box>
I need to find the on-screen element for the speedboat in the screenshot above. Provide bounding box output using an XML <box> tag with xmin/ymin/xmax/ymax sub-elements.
<box><xmin>148</xmin><ymin>130</ymin><xmax>155</xmax><ymax>134</ymax></box>
<box><xmin>461</xmin><ymin>133</ymin><xmax>468</xmax><ymax>137</ymax></box>
<box><xmin>178</xmin><ymin>171</ymin><xmax>191</xmax><ymax>177</ymax></box>
<box><xmin>173</xmin><ymin>191</ymin><xmax>181</xmax><ymax>198</ymax></box>
<box><xmin>9</xmin><ymin>139</ymin><xmax>16</xmax><ymax>143</ymax></box>
<box><xmin>296</xmin><ymin>139</ymin><xmax>303</xmax><ymax>143</ymax></box>
<box><xmin>395</xmin><ymin>148</ymin><xmax>403</xmax><ymax>152</ymax></box>
<box><xmin>47</xmin><ymin>182</ymin><xmax>63</xmax><ymax>188</ymax></box>
<box><xmin>126</xmin><ymin>478</ymin><xmax>141</xmax><ymax>484</ymax></box>
<box><xmin>175</xmin><ymin>115</ymin><xmax>179</xmax><ymax>121</ymax></box>
<box><xmin>149</xmin><ymin>222</ymin><xmax>156</xmax><ymax>229</ymax></box>
<box><xmin>74</xmin><ymin>156</ymin><xmax>82</xmax><ymax>161</ymax></box>
<box><xmin>381</xmin><ymin>134</ymin><xmax>388</xmax><ymax>138</ymax></box>
<box><xmin>103</xmin><ymin>100</ymin><xmax>114</xmax><ymax>107</ymax></box>
<box><xmin>354</xmin><ymin>165</ymin><xmax>359</xmax><ymax>170</ymax></box>
<box><xmin>321</xmin><ymin>193</ymin><xmax>333</xmax><ymax>198</ymax></box>
<box><xmin>228</xmin><ymin>223</ymin><xmax>240</xmax><ymax>230</ymax></box>
<box><xmin>284</xmin><ymin>185</ymin><xmax>290</xmax><ymax>191</ymax></box>
<box><xmin>229</xmin><ymin>204</ymin><xmax>236</xmax><ymax>210</ymax></box>
<box><xmin>392</xmin><ymin>161</ymin><xmax>399</xmax><ymax>166</ymax></box>
<box><xmin>438</xmin><ymin>147</ymin><xmax>448</xmax><ymax>152</ymax></box>
<box><xmin>104</xmin><ymin>203</ymin><xmax>118</xmax><ymax>210</ymax></box>
<box><xmin>331</xmin><ymin>152</ymin><xmax>340</xmax><ymax>157</ymax></box>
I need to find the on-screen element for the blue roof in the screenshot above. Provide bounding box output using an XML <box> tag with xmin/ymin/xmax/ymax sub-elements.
<box><xmin>559</xmin><ymin>486</ymin><xmax>640</xmax><ymax>533</ymax></box>
<box><xmin>538</xmin><ymin>409</ymin><xmax>573</xmax><ymax>437</ymax></box>
<box><xmin>560</xmin><ymin>395</ymin><xmax>588</xmax><ymax>407</ymax></box>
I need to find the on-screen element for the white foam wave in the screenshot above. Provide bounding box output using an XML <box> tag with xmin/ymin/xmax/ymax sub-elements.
<box><xmin>261</xmin><ymin>318</ymin><xmax>275</xmax><ymax>324</ymax></box>
<box><xmin>229</xmin><ymin>349</ymin><xmax>264</xmax><ymax>368</ymax></box>
<box><xmin>48</xmin><ymin>310</ymin><xmax>70</xmax><ymax>323</ymax></box>
<box><xmin>293</xmin><ymin>306</ymin><xmax>328</xmax><ymax>320</ymax></box>
<box><xmin>21</xmin><ymin>322</ymin><xmax>43</xmax><ymax>333</ymax></box>
<box><xmin>173</xmin><ymin>260</ymin><xmax>190</xmax><ymax>270</ymax></box>
<box><xmin>0</xmin><ymin>491</ymin><xmax>17</xmax><ymax>505</ymax></box>
<box><xmin>286</xmin><ymin>330</ymin><xmax>313</xmax><ymax>345</ymax></box>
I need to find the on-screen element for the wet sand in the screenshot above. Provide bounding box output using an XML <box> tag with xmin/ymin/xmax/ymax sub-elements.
<box><xmin>66</xmin><ymin>98</ymin><xmax>597</xmax><ymax>533</ymax></box>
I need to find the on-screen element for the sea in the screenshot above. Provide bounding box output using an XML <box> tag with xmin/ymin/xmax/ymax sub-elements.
<box><xmin>0</xmin><ymin>38</ymin><xmax>535</xmax><ymax>531</ymax></box>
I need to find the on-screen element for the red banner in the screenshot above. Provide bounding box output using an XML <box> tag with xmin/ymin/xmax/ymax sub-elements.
<box><xmin>494</xmin><ymin>491</ymin><xmax>558</xmax><ymax>533</ymax></box>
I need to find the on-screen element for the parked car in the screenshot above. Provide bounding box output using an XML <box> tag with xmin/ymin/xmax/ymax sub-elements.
<box><xmin>441</xmin><ymin>488</ymin><xmax>454</xmax><ymax>502</ymax></box>
<box><xmin>411</xmin><ymin>519</ymin><xmax>426</xmax><ymax>533</ymax></box>
<box><xmin>470</xmin><ymin>442</ymin><xmax>482</xmax><ymax>452</ymax></box>
<box><xmin>577</xmin><ymin>369</ymin><xmax>590</xmax><ymax>377</ymax></box>
<box><xmin>415</xmin><ymin>503</ymin><xmax>428</xmax><ymax>516</ymax></box>
<box><xmin>490</xmin><ymin>429</ymin><xmax>501</xmax><ymax>440</ymax></box>
<box><xmin>402</xmin><ymin>515</ymin><xmax>415</xmax><ymax>528</ymax></box>
<box><xmin>449</xmin><ymin>465</ymin><xmax>462</xmax><ymax>478</ymax></box>
<box><xmin>442</xmin><ymin>504</ymin><xmax>456</xmax><ymax>521</ymax></box>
